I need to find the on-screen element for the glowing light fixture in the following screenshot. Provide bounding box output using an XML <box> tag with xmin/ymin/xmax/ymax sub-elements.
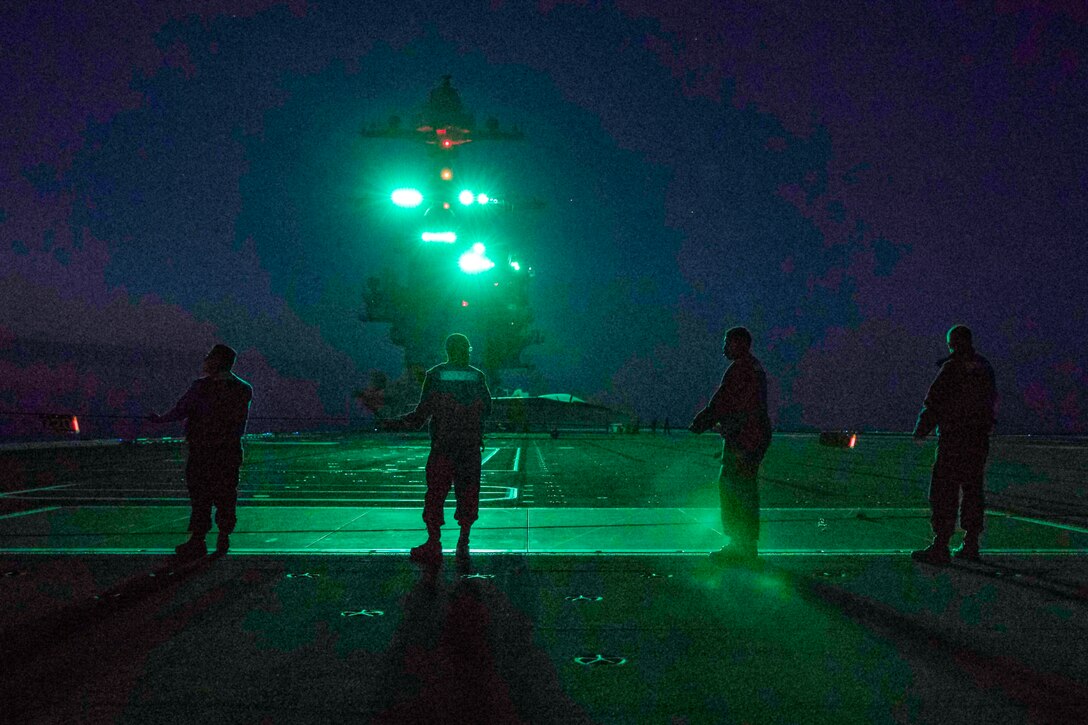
<box><xmin>421</xmin><ymin>231</ymin><xmax>457</xmax><ymax>243</ymax></box>
<box><xmin>42</xmin><ymin>413</ymin><xmax>79</xmax><ymax>434</ymax></box>
<box><xmin>476</xmin><ymin>193</ymin><xmax>489</xmax><ymax>204</ymax></box>
<box><xmin>510</xmin><ymin>261</ymin><xmax>521</xmax><ymax>271</ymax></box>
<box><xmin>459</xmin><ymin>243</ymin><xmax>495</xmax><ymax>274</ymax></box>
<box><xmin>819</xmin><ymin>431</ymin><xmax>858</xmax><ymax>449</ymax></box>
<box><xmin>458</xmin><ymin>190</ymin><xmax>475</xmax><ymax>205</ymax></box>
<box><xmin>391</xmin><ymin>188</ymin><xmax>423</xmax><ymax>208</ymax></box>
<box><xmin>440</xmin><ymin>168</ymin><xmax>453</xmax><ymax>180</ymax></box>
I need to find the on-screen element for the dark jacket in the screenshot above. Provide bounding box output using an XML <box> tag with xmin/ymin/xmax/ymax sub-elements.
<box><xmin>402</xmin><ymin>363</ymin><xmax>492</xmax><ymax>450</ymax></box>
<box><xmin>691</xmin><ymin>353</ymin><xmax>772</xmax><ymax>456</ymax></box>
<box><xmin>914</xmin><ymin>350</ymin><xmax>996</xmax><ymax>440</ymax></box>
<box><xmin>162</xmin><ymin>372</ymin><xmax>253</xmax><ymax>449</ymax></box>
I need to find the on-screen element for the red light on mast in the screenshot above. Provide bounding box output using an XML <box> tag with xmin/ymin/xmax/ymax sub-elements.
<box><xmin>441</xmin><ymin>138</ymin><xmax>453</xmax><ymax>149</ymax></box>
<box><xmin>71</xmin><ymin>416</ymin><xmax>80</xmax><ymax>434</ymax></box>
<box><xmin>436</xmin><ymin>128</ymin><xmax>447</xmax><ymax>135</ymax></box>
<box><xmin>461</xmin><ymin>300</ymin><xmax>469</xmax><ymax>307</ymax></box>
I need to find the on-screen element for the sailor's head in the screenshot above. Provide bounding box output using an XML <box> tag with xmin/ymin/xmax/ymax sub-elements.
<box><xmin>946</xmin><ymin>325</ymin><xmax>973</xmax><ymax>354</ymax></box>
<box><xmin>203</xmin><ymin>344</ymin><xmax>237</xmax><ymax>374</ymax></box>
<box><xmin>723</xmin><ymin>327</ymin><xmax>752</xmax><ymax>361</ymax></box>
<box><xmin>445</xmin><ymin>333</ymin><xmax>471</xmax><ymax>365</ymax></box>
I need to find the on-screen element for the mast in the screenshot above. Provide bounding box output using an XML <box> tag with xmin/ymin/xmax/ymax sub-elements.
<box><xmin>361</xmin><ymin>76</ymin><xmax>541</xmax><ymax>390</ymax></box>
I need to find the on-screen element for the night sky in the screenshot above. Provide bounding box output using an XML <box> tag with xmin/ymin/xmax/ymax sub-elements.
<box><xmin>2</xmin><ymin>1</ymin><xmax>1086</xmax><ymax>436</ymax></box>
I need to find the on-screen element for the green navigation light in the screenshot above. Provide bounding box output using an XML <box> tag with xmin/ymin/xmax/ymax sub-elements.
<box><xmin>458</xmin><ymin>189</ymin><xmax>475</xmax><ymax>205</ymax></box>
<box><xmin>421</xmin><ymin>231</ymin><xmax>457</xmax><ymax>243</ymax></box>
<box><xmin>476</xmin><ymin>193</ymin><xmax>489</xmax><ymax>205</ymax></box>
<box><xmin>391</xmin><ymin>188</ymin><xmax>423</xmax><ymax>207</ymax></box>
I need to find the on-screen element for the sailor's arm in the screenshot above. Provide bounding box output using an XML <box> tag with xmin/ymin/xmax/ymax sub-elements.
<box><xmin>399</xmin><ymin>373</ymin><xmax>435</xmax><ymax>430</ymax></box>
<box><xmin>148</xmin><ymin>384</ymin><xmax>196</xmax><ymax>424</ymax></box>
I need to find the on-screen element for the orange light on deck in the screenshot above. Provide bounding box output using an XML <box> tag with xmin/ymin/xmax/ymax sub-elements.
<box><xmin>819</xmin><ymin>430</ymin><xmax>858</xmax><ymax>449</ymax></box>
<box><xmin>42</xmin><ymin>413</ymin><xmax>79</xmax><ymax>434</ymax></box>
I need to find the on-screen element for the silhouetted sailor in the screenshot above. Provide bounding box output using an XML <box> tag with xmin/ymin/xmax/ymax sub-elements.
<box><xmin>911</xmin><ymin>325</ymin><xmax>996</xmax><ymax>565</ymax></box>
<box><xmin>690</xmin><ymin>327</ymin><xmax>772</xmax><ymax>564</ymax></box>
<box><xmin>398</xmin><ymin>333</ymin><xmax>492</xmax><ymax>564</ymax></box>
<box><xmin>149</xmin><ymin>344</ymin><xmax>252</xmax><ymax>559</ymax></box>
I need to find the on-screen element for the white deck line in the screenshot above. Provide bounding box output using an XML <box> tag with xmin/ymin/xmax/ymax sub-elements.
<box><xmin>995</xmin><ymin>511</ymin><xmax>1088</xmax><ymax>535</ymax></box>
<box><xmin>0</xmin><ymin>483</ymin><xmax>78</xmax><ymax>497</ymax></box>
<box><xmin>0</xmin><ymin>506</ymin><xmax>62</xmax><ymax>520</ymax></box>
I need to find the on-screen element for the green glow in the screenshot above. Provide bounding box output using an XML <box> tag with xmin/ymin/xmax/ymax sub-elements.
<box><xmin>476</xmin><ymin>193</ymin><xmax>489</xmax><ymax>205</ymax></box>
<box><xmin>510</xmin><ymin>261</ymin><xmax>521</xmax><ymax>271</ymax></box>
<box><xmin>459</xmin><ymin>244</ymin><xmax>495</xmax><ymax>273</ymax></box>
<box><xmin>458</xmin><ymin>189</ymin><xmax>475</xmax><ymax>205</ymax></box>
<box><xmin>391</xmin><ymin>188</ymin><xmax>423</xmax><ymax>207</ymax></box>
<box><xmin>421</xmin><ymin>231</ymin><xmax>457</xmax><ymax>243</ymax></box>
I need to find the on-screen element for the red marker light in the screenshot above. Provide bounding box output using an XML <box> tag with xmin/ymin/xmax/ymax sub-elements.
<box><xmin>461</xmin><ymin>300</ymin><xmax>469</xmax><ymax>307</ymax></box>
<box><xmin>436</xmin><ymin>128</ymin><xmax>446</xmax><ymax>135</ymax></box>
<box><xmin>441</xmin><ymin>138</ymin><xmax>453</xmax><ymax>149</ymax></box>
<box><xmin>819</xmin><ymin>430</ymin><xmax>857</xmax><ymax>449</ymax></box>
<box><xmin>43</xmin><ymin>413</ymin><xmax>79</xmax><ymax>434</ymax></box>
